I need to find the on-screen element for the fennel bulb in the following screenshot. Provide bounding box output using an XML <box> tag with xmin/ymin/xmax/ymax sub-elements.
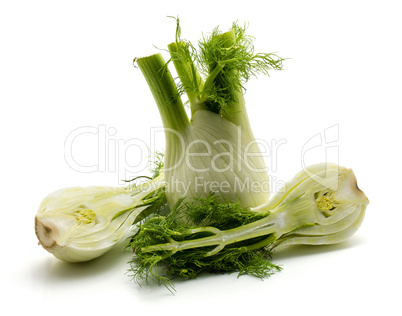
<box><xmin>35</xmin><ymin>175</ymin><xmax>164</xmax><ymax>262</ymax></box>
<box><xmin>135</xmin><ymin>20</ymin><xmax>283</xmax><ymax>213</ymax></box>
<box><xmin>130</xmin><ymin>163</ymin><xmax>369</xmax><ymax>288</ymax></box>
<box><xmin>163</xmin><ymin>109</ymin><xmax>270</xmax><ymax>210</ymax></box>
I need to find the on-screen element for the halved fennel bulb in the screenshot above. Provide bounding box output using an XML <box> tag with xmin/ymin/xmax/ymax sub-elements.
<box><xmin>35</xmin><ymin>175</ymin><xmax>164</xmax><ymax>262</ymax></box>
<box><xmin>260</xmin><ymin>163</ymin><xmax>369</xmax><ymax>249</ymax></box>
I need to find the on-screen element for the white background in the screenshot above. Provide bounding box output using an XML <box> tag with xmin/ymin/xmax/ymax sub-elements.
<box><xmin>1</xmin><ymin>0</ymin><xmax>401</xmax><ymax>315</ymax></box>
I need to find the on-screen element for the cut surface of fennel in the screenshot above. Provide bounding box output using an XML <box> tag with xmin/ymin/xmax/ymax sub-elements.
<box><xmin>35</xmin><ymin>174</ymin><xmax>164</xmax><ymax>262</ymax></box>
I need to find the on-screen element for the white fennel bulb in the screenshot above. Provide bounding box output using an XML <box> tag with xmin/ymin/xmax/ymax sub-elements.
<box><xmin>264</xmin><ymin>163</ymin><xmax>369</xmax><ymax>249</ymax></box>
<box><xmin>164</xmin><ymin>109</ymin><xmax>269</xmax><ymax>210</ymax></box>
<box><xmin>136</xmin><ymin>24</ymin><xmax>283</xmax><ymax>213</ymax></box>
<box><xmin>35</xmin><ymin>175</ymin><xmax>164</xmax><ymax>262</ymax></box>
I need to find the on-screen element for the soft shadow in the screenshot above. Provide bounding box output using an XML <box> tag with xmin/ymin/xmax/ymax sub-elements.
<box><xmin>272</xmin><ymin>235</ymin><xmax>366</xmax><ymax>261</ymax></box>
<box><xmin>129</xmin><ymin>265</ymin><xmax>181</xmax><ymax>297</ymax></box>
<box><xmin>132</xmin><ymin>265</ymin><xmax>251</xmax><ymax>298</ymax></box>
<box><xmin>45</xmin><ymin>240</ymin><xmax>133</xmax><ymax>281</ymax></box>
<box><xmin>132</xmin><ymin>280</ymin><xmax>176</xmax><ymax>297</ymax></box>
<box><xmin>132</xmin><ymin>271</ymin><xmax>217</xmax><ymax>297</ymax></box>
